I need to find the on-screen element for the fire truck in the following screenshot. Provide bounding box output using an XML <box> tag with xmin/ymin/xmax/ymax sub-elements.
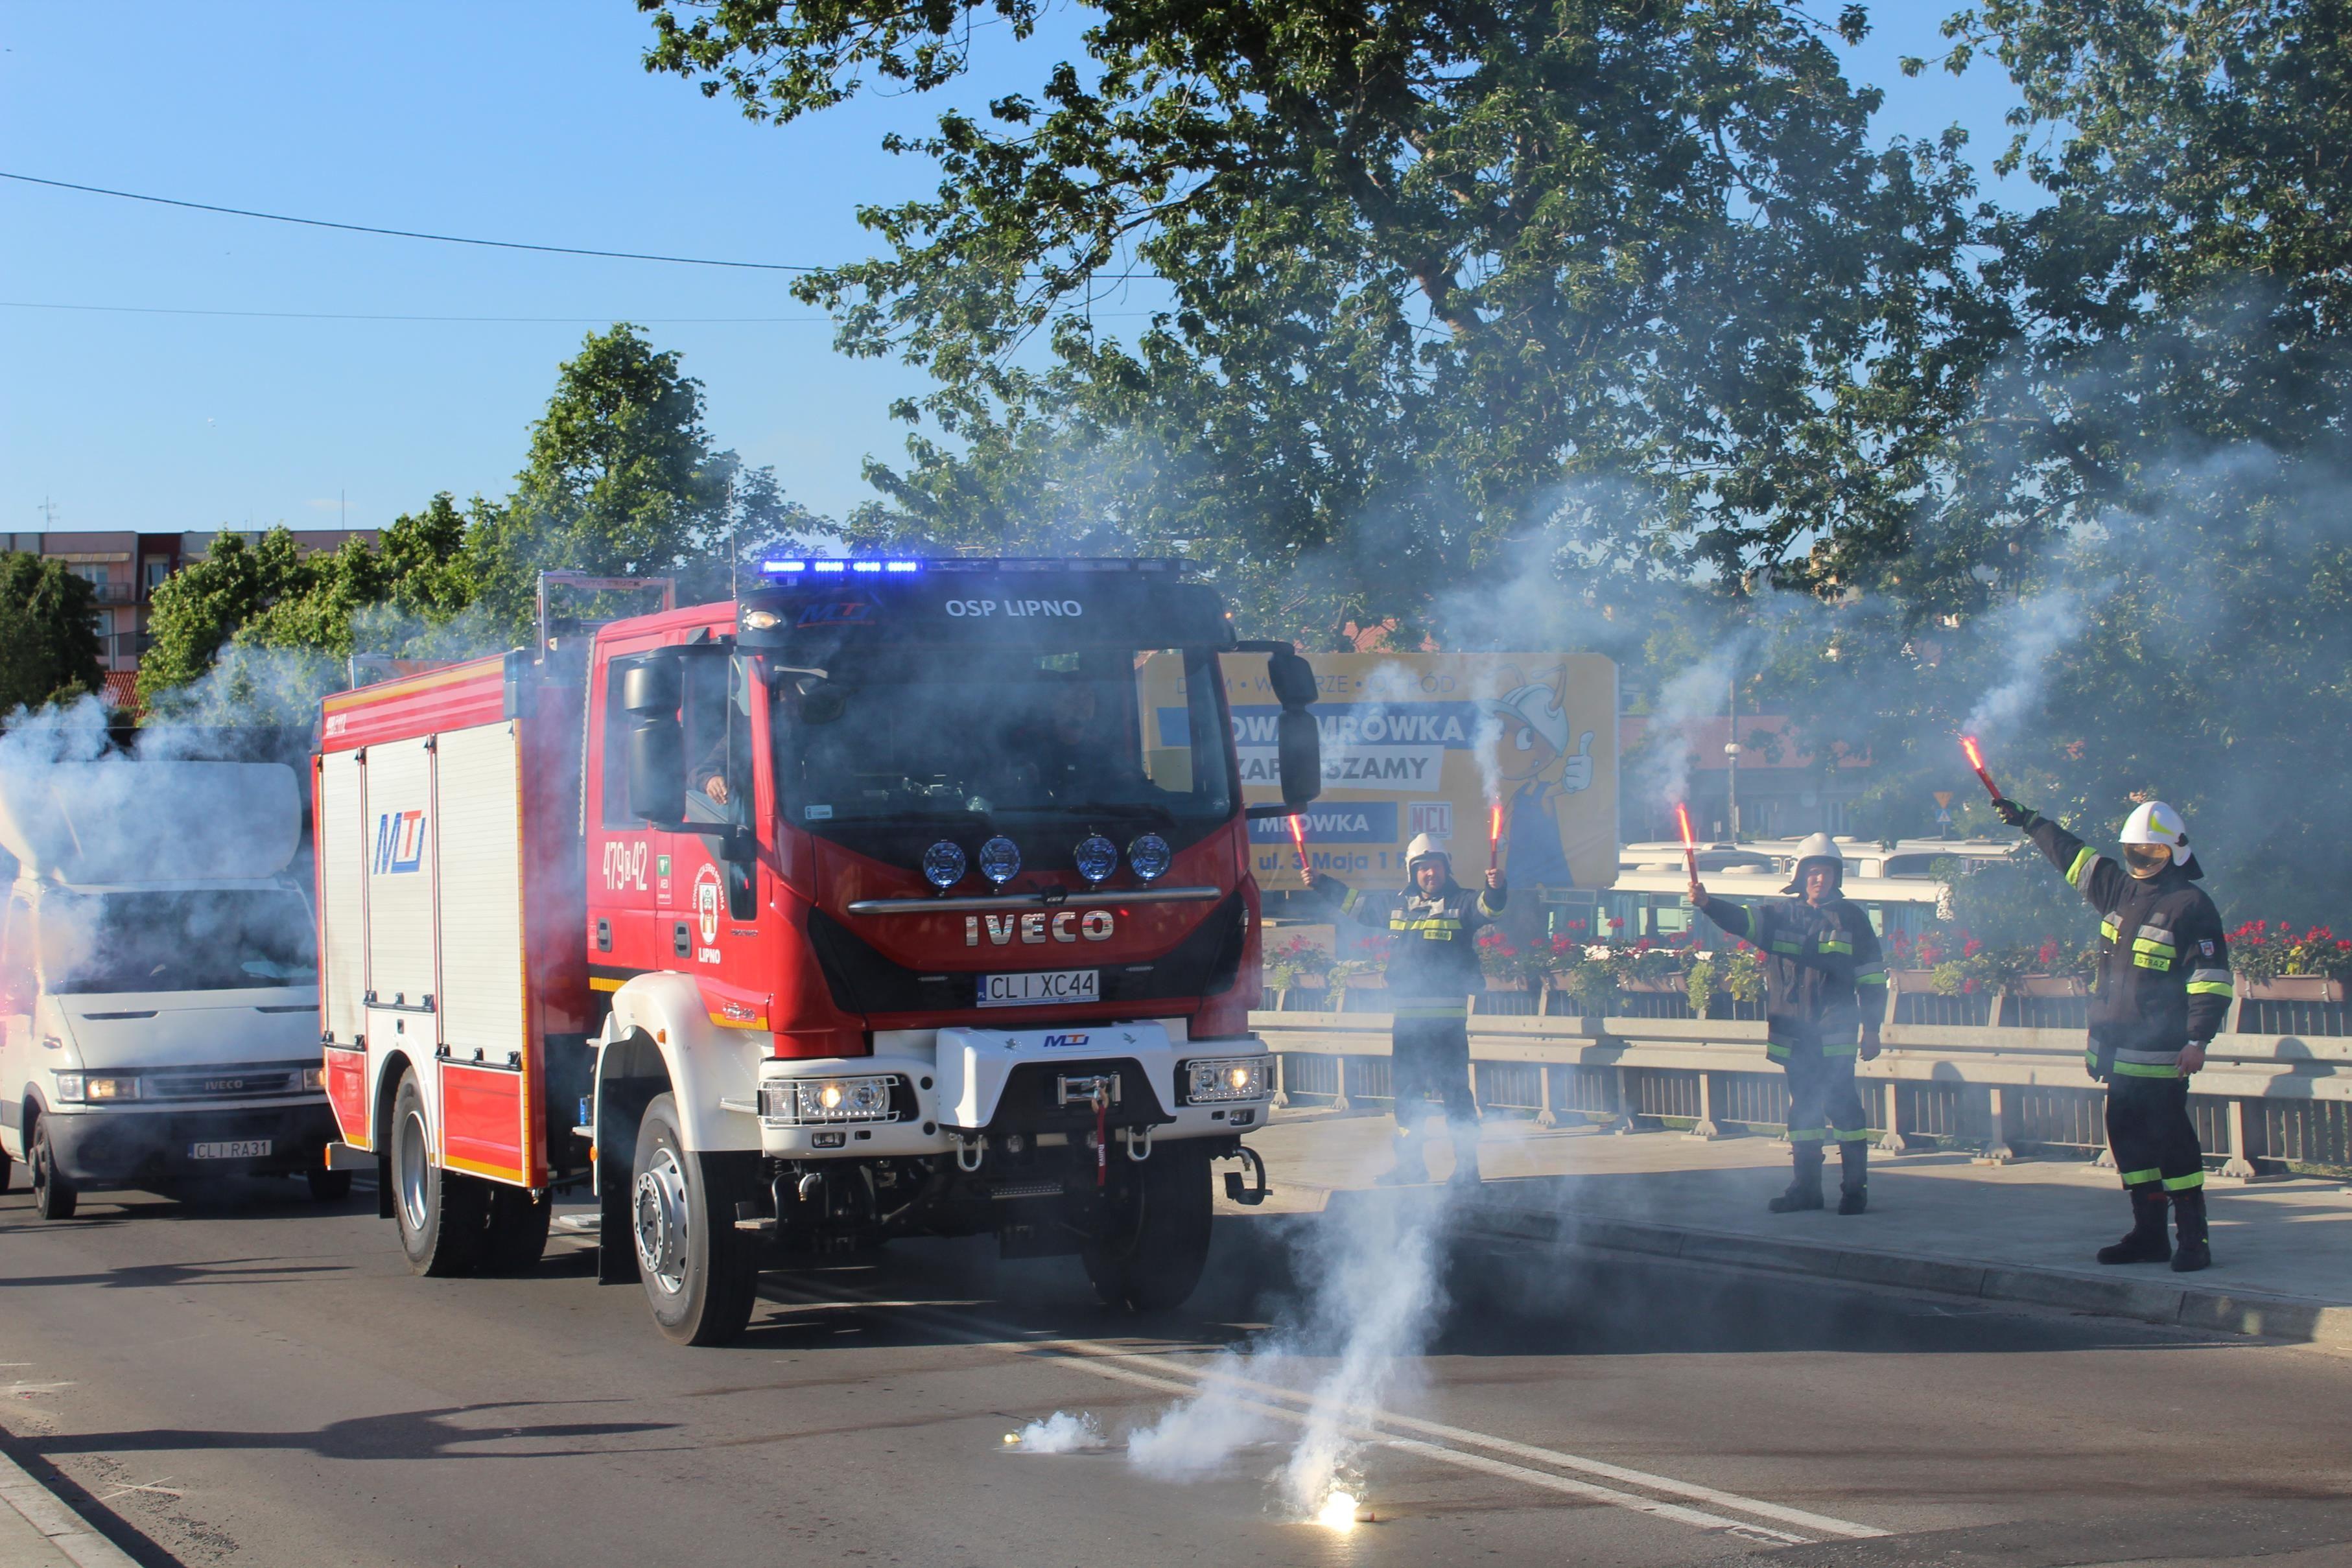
<box><xmin>314</xmin><ymin>558</ymin><xmax>1319</xmax><ymax>1345</ymax></box>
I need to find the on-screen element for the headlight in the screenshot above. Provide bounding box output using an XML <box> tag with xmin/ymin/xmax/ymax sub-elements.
<box><xmin>55</xmin><ymin>1072</ymin><xmax>139</xmax><ymax>1104</ymax></box>
<box><xmin>979</xmin><ymin>836</ymin><xmax>1022</xmax><ymax>886</ymax></box>
<box><xmin>923</xmin><ymin>839</ymin><xmax>968</xmax><ymax>889</ymax></box>
<box><xmin>1128</xmin><ymin>832</ymin><xmax>1172</xmax><ymax>882</ymax></box>
<box><xmin>302</xmin><ymin>1066</ymin><xmax>325</xmax><ymax>1092</ymax></box>
<box><xmin>761</xmin><ymin>1075</ymin><xmax>900</xmax><ymax>1125</ymax></box>
<box><xmin>1182</xmin><ymin>1056</ymin><xmax>1269</xmax><ymax>1104</ymax></box>
<box><xmin>1073</xmin><ymin>834</ymin><xmax>1118</xmax><ymax>885</ymax></box>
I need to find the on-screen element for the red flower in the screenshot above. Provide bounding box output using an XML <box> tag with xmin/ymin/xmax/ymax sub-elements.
<box><xmin>2036</xmin><ymin>940</ymin><xmax>2058</xmax><ymax>966</ymax></box>
<box><xmin>1608</xmin><ymin>917</ymin><xmax>1625</xmax><ymax>930</ymax></box>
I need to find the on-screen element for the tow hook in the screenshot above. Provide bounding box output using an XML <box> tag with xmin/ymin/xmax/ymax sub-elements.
<box><xmin>953</xmin><ymin>1133</ymin><xmax>986</xmax><ymax>1173</ymax></box>
<box><xmin>1221</xmin><ymin>1145</ymin><xmax>1270</xmax><ymax>1207</ymax></box>
<box><xmin>1119</xmin><ymin>1125</ymin><xmax>1153</xmax><ymax>1164</ymax></box>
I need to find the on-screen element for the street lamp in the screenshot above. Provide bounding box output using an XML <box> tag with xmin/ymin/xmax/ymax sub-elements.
<box><xmin>1724</xmin><ymin>740</ymin><xmax>1741</xmax><ymax>840</ymax></box>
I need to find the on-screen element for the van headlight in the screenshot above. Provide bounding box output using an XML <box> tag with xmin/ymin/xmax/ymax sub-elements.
<box><xmin>1181</xmin><ymin>1056</ymin><xmax>1269</xmax><ymax>1105</ymax></box>
<box><xmin>302</xmin><ymin>1067</ymin><xmax>325</xmax><ymax>1092</ymax></box>
<box><xmin>54</xmin><ymin>1072</ymin><xmax>139</xmax><ymax>1104</ymax></box>
<box><xmin>761</xmin><ymin>1075</ymin><xmax>900</xmax><ymax>1125</ymax></box>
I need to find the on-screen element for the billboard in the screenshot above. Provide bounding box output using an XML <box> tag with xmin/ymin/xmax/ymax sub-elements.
<box><xmin>1143</xmin><ymin>652</ymin><xmax>1619</xmax><ymax>893</ymax></box>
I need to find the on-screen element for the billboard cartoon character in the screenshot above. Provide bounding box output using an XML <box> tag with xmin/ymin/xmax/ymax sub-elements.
<box><xmin>1479</xmin><ymin>666</ymin><xmax>1595</xmax><ymax>889</ymax></box>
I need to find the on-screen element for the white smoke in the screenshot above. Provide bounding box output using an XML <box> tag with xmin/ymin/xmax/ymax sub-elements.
<box><xmin>1960</xmin><ymin>585</ymin><xmax>2100</xmax><ymax>740</ymax></box>
<box><xmin>1636</xmin><ymin>638</ymin><xmax>1755</xmax><ymax>821</ymax></box>
<box><xmin>1007</xmin><ymin>1410</ymin><xmax>1107</xmax><ymax>1454</ymax></box>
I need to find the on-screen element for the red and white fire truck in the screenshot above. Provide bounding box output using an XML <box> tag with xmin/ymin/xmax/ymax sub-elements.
<box><xmin>314</xmin><ymin>558</ymin><xmax>1319</xmax><ymax>1345</ymax></box>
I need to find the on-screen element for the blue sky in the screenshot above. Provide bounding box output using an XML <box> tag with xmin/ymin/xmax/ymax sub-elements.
<box><xmin>0</xmin><ymin>3</ymin><xmax>2033</xmax><ymax>541</ymax></box>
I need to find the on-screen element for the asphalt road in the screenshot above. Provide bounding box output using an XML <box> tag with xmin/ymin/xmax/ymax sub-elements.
<box><xmin>4</xmin><ymin>1175</ymin><xmax>2351</xmax><ymax>1568</ymax></box>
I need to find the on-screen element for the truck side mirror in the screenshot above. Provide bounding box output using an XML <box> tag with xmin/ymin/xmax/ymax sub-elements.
<box><xmin>1265</xmin><ymin>648</ymin><xmax>1317</xmax><ymax>710</ymax></box>
<box><xmin>619</xmin><ymin>658</ymin><xmax>681</xmax><ymax>716</ymax></box>
<box><xmin>1276</xmin><ymin>708</ymin><xmax>1321</xmax><ymax>808</ymax></box>
<box><xmin>626</xmin><ymin>716</ymin><xmax>685</xmax><ymax>825</ymax></box>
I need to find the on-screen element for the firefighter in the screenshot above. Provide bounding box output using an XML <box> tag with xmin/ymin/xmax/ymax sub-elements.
<box><xmin>1691</xmin><ymin>834</ymin><xmax>1887</xmax><ymax>1214</ymax></box>
<box><xmin>1992</xmin><ymin>795</ymin><xmax>2228</xmax><ymax>1271</ymax></box>
<box><xmin>1303</xmin><ymin>836</ymin><xmax>1505</xmax><ymax>1186</ymax></box>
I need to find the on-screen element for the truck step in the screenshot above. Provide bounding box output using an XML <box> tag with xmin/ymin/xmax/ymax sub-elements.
<box><xmin>987</xmin><ymin>1179</ymin><xmax>1068</xmax><ymax>1202</ymax></box>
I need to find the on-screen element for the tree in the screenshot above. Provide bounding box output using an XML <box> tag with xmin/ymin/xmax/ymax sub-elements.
<box><xmin>137</xmin><ymin>530</ymin><xmax>317</xmax><ymax>708</ymax></box>
<box><xmin>467</xmin><ymin>323</ymin><xmax>738</xmax><ymax>637</ymax></box>
<box><xmin>642</xmin><ymin>0</ymin><xmax>1998</xmax><ymax>642</ymax></box>
<box><xmin>0</xmin><ymin>554</ymin><xmax>105</xmax><ymax>713</ymax></box>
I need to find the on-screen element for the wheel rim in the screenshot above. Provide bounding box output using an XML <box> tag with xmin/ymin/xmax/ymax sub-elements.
<box><xmin>397</xmin><ymin>1109</ymin><xmax>431</xmax><ymax>1232</ymax></box>
<box><xmin>633</xmin><ymin>1146</ymin><xmax>690</xmax><ymax>1296</ymax></box>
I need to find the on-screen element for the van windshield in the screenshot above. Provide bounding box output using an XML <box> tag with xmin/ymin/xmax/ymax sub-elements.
<box><xmin>41</xmin><ymin>889</ymin><xmax>318</xmax><ymax>994</ymax></box>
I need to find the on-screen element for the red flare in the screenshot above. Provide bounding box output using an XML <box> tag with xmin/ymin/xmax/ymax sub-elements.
<box><xmin>1959</xmin><ymin>734</ymin><xmax>2001</xmax><ymax>801</ymax></box>
<box><xmin>1675</xmin><ymin>801</ymin><xmax>1698</xmax><ymax>882</ymax></box>
<box><xmin>1287</xmin><ymin>812</ymin><xmax>1310</xmax><ymax>871</ymax></box>
<box><xmin>1488</xmin><ymin>801</ymin><xmax>1503</xmax><ymax>872</ymax></box>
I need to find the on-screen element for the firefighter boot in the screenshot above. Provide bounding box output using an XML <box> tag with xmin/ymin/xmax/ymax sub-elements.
<box><xmin>1375</xmin><ymin>1125</ymin><xmax>1431</xmax><ymax>1186</ymax></box>
<box><xmin>1836</xmin><ymin>1139</ymin><xmax>1868</xmax><ymax>1215</ymax></box>
<box><xmin>2170</xmin><ymin>1188</ymin><xmax>2212</xmax><ymax>1273</ymax></box>
<box><xmin>2095</xmin><ymin>1188</ymin><xmax>2172</xmax><ymax>1265</ymax></box>
<box><xmin>1768</xmin><ymin>1143</ymin><xmax>1826</xmax><ymax>1213</ymax></box>
<box><xmin>1447</xmin><ymin>1127</ymin><xmax>1483</xmax><ymax>1188</ymax></box>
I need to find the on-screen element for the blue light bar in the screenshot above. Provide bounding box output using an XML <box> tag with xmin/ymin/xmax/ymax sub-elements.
<box><xmin>756</xmin><ymin>556</ymin><xmax>1177</xmax><ymax>578</ymax></box>
<box><xmin>760</xmin><ymin>557</ymin><xmax>926</xmax><ymax>577</ymax></box>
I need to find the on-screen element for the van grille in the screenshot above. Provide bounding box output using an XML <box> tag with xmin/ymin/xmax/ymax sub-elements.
<box><xmin>145</xmin><ymin>1066</ymin><xmax>305</xmax><ymax>1101</ymax></box>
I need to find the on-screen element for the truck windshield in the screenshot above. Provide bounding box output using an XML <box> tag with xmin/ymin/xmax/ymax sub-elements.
<box><xmin>774</xmin><ymin>646</ymin><xmax>1232</xmax><ymax>825</ymax></box>
<box><xmin>41</xmin><ymin>889</ymin><xmax>318</xmax><ymax>994</ymax></box>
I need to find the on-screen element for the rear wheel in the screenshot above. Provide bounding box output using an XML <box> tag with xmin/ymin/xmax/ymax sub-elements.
<box><xmin>390</xmin><ymin>1070</ymin><xmax>484</xmax><ymax>1276</ymax></box>
<box><xmin>307</xmin><ymin>1168</ymin><xmax>354</xmax><ymax>1204</ymax></box>
<box><xmin>631</xmin><ymin>1094</ymin><xmax>758</xmax><ymax>1346</ymax></box>
<box><xmin>478</xmin><ymin>1184</ymin><xmax>552</xmax><ymax>1274</ymax></box>
<box><xmin>30</xmin><ymin>1115</ymin><xmax>76</xmax><ymax>1221</ymax></box>
<box><xmin>1083</xmin><ymin>1140</ymin><xmax>1212</xmax><ymax>1313</ymax></box>
<box><xmin>0</xmin><ymin>1143</ymin><xmax>12</xmax><ymax>1193</ymax></box>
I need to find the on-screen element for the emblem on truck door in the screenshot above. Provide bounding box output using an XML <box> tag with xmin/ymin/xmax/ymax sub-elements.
<box><xmin>694</xmin><ymin>865</ymin><xmax>723</xmax><ymax>958</ymax></box>
<box><xmin>373</xmin><ymin>810</ymin><xmax>427</xmax><ymax>874</ymax></box>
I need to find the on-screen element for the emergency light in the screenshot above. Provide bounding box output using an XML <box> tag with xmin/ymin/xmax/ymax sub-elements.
<box><xmin>758</xmin><ymin>557</ymin><xmax>1181</xmax><ymax>578</ymax></box>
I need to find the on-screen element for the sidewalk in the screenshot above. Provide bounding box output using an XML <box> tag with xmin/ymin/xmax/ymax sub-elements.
<box><xmin>1227</xmin><ymin>1110</ymin><xmax>2352</xmax><ymax>1345</ymax></box>
<box><xmin>0</xmin><ymin>1449</ymin><xmax>135</xmax><ymax>1568</ymax></box>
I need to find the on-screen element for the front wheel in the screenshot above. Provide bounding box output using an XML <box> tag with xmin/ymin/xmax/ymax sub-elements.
<box><xmin>631</xmin><ymin>1094</ymin><xmax>759</xmax><ymax>1346</ymax></box>
<box><xmin>390</xmin><ymin>1070</ymin><xmax>485</xmax><ymax>1276</ymax></box>
<box><xmin>1083</xmin><ymin>1140</ymin><xmax>1212</xmax><ymax>1313</ymax></box>
<box><xmin>30</xmin><ymin>1116</ymin><xmax>75</xmax><ymax>1220</ymax></box>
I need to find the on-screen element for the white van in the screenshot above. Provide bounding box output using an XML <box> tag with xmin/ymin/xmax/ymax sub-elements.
<box><xmin>0</xmin><ymin>760</ymin><xmax>338</xmax><ymax>1218</ymax></box>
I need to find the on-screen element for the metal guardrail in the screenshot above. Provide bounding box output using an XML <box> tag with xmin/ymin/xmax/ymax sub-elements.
<box><xmin>1252</xmin><ymin>1009</ymin><xmax>2352</xmax><ymax>1179</ymax></box>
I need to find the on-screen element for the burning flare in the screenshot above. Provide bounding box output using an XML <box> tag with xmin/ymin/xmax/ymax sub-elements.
<box><xmin>1675</xmin><ymin>801</ymin><xmax>1698</xmax><ymax>882</ymax></box>
<box><xmin>1959</xmin><ymin>734</ymin><xmax>2002</xmax><ymax>801</ymax></box>
<box><xmin>1315</xmin><ymin>1490</ymin><xmax>1359</xmax><ymax>1532</ymax></box>
<box><xmin>1287</xmin><ymin>812</ymin><xmax>1310</xmax><ymax>871</ymax></box>
<box><xmin>1488</xmin><ymin>801</ymin><xmax>1503</xmax><ymax>872</ymax></box>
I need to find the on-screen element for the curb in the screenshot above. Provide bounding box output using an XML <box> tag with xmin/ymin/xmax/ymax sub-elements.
<box><xmin>1454</xmin><ymin>1202</ymin><xmax>2352</xmax><ymax>1346</ymax></box>
<box><xmin>0</xmin><ymin>1447</ymin><xmax>141</xmax><ymax>1568</ymax></box>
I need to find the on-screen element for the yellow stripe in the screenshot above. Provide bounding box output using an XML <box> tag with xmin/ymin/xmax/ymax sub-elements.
<box><xmin>441</xmin><ymin>1151</ymin><xmax>530</xmax><ymax>1185</ymax></box>
<box><xmin>2067</xmin><ymin>846</ymin><xmax>2097</xmax><ymax>887</ymax></box>
<box><xmin>589</xmin><ymin>976</ymin><xmax>623</xmax><ymax>992</ymax></box>
<box><xmin>2185</xmin><ymin>981</ymin><xmax>2234</xmax><ymax>996</ymax></box>
<box><xmin>708</xmin><ymin>1011</ymin><xmax>770</xmax><ymax>1031</ymax></box>
<box><xmin>2162</xmin><ymin>1171</ymin><xmax>2206</xmax><ymax>1191</ymax></box>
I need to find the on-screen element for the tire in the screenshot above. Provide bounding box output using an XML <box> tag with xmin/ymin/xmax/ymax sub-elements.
<box><xmin>1083</xmin><ymin>1140</ymin><xmax>1212</xmax><ymax>1313</ymax></box>
<box><xmin>390</xmin><ymin>1070</ymin><xmax>485</xmax><ymax>1276</ymax></box>
<box><xmin>307</xmin><ymin>1168</ymin><xmax>354</xmax><ymax>1204</ymax></box>
<box><xmin>478</xmin><ymin>1184</ymin><xmax>552</xmax><ymax>1275</ymax></box>
<box><xmin>630</xmin><ymin>1094</ymin><xmax>758</xmax><ymax>1346</ymax></box>
<box><xmin>0</xmin><ymin>1145</ymin><xmax>12</xmax><ymax>1193</ymax></box>
<box><xmin>30</xmin><ymin>1115</ymin><xmax>76</xmax><ymax>1221</ymax></box>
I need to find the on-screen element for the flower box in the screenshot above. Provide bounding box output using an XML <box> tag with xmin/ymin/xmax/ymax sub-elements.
<box><xmin>2011</xmin><ymin>974</ymin><xmax>2087</xmax><ymax>998</ymax></box>
<box><xmin>2240</xmin><ymin>976</ymin><xmax>2346</xmax><ymax>1003</ymax></box>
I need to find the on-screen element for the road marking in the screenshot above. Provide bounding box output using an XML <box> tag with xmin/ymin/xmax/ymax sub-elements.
<box><xmin>759</xmin><ymin>1282</ymin><xmax>1882</xmax><ymax>1543</ymax></box>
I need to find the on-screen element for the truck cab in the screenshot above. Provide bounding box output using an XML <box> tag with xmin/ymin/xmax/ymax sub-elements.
<box><xmin>0</xmin><ymin>761</ymin><xmax>340</xmax><ymax>1217</ymax></box>
<box><xmin>316</xmin><ymin>557</ymin><xmax>1319</xmax><ymax>1345</ymax></box>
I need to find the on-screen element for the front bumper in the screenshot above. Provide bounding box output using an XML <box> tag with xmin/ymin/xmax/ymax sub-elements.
<box><xmin>41</xmin><ymin>1101</ymin><xmax>340</xmax><ymax>1186</ymax></box>
<box><xmin>753</xmin><ymin>1029</ymin><xmax>1275</xmax><ymax>1162</ymax></box>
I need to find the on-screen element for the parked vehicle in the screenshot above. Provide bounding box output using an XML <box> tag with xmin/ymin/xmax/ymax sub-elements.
<box><xmin>314</xmin><ymin>557</ymin><xmax>1314</xmax><ymax>1344</ymax></box>
<box><xmin>0</xmin><ymin>760</ymin><xmax>337</xmax><ymax>1218</ymax></box>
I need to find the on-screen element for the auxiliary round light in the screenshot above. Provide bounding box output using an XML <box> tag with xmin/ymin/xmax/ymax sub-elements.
<box><xmin>979</xmin><ymin>836</ymin><xmax>1023</xmax><ymax>886</ymax></box>
<box><xmin>1073</xmin><ymin>834</ymin><xmax>1119</xmax><ymax>885</ymax></box>
<box><xmin>1127</xmin><ymin>832</ymin><xmax>1172</xmax><ymax>882</ymax></box>
<box><xmin>923</xmin><ymin>839</ymin><xmax>968</xmax><ymax>889</ymax></box>
<box><xmin>849</xmin><ymin>1081</ymin><xmax>889</xmax><ymax>1115</ymax></box>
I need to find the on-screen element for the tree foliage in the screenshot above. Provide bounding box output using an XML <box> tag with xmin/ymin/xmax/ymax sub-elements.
<box><xmin>644</xmin><ymin>0</ymin><xmax>1999</xmax><ymax>640</ymax></box>
<box><xmin>0</xmin><ymin>554</ymin><xmax>105</xmax><ymax>713</ymax></box>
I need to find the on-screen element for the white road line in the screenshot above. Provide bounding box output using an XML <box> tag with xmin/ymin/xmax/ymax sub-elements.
<box><xmin>758</xmin><ymin>1283</ymin><xmax>1880</xmax><ymax>1542</ymax></box>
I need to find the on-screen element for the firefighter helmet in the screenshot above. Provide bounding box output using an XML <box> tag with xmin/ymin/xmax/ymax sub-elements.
<box><xmin>2120</xmin><ymin>800</ymin><xmax>2193</xmax><ymax>874</ymax></box>
<box><xmin>1404</xmin><ymin>833</ymin><xmax>1450</xmax><ymax>874</ymax></box>
<box><xmin>1782</xmin><ymin>831</ymin><xmax>1844</xmax><ymax>895</ymax></box>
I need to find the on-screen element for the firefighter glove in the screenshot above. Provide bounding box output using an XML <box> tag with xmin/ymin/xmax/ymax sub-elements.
<box><xmin>1992</xmin><ymin>797</ymin><xmax>2035</xmax><ymax>829</ymax></box>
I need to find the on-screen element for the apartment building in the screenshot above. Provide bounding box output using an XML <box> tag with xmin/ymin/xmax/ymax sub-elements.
<box><xmin>0</xmin><ymin>529</ymin><xmax>378</xmax><ymax>705</ymax></box>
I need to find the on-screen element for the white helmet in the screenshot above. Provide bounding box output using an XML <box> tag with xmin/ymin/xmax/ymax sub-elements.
<box><xmin>1405</xmin><ymin>832</ymin><xmax>1450</xmax><ymax>872</ymax></box>
<box><xmin>1783</xmin><ymin>831</ymin><xmax>1843</xmax><ymax>893</ymax></box>
<box><xmin>2121</xmin><ymin>800</ymin><xmax>2193</xmax><ymax>872</ymax></box>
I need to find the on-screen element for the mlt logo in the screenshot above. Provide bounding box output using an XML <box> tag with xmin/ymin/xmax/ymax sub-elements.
<box><xmin>373</xmin><ymin>810</ymin><xmax>427</xmax><ymax>874</ymax></box>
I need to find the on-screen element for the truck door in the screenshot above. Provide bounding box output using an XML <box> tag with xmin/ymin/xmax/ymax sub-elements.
<box><xmin>670</xmin><ymin>651</ymin><xmax>771</xmax><ymax>1030</ymax></box>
